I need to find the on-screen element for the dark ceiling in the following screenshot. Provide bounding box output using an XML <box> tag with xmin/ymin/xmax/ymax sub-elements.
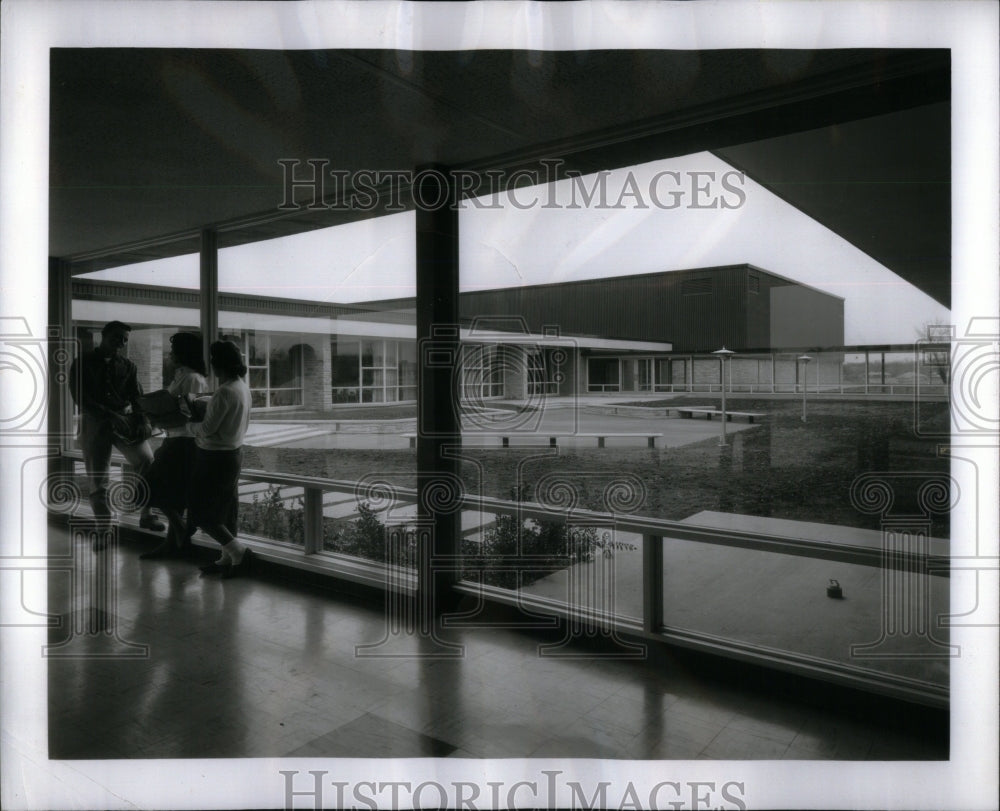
<box><xmin>50</xmin><ymin>47</ymin><xmax>950</xmax><ymax>305</ymax></box>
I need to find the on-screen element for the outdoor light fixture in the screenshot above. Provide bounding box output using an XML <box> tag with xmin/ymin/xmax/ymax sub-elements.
<box><xmin>798</xmin><ymin>354</ymin><xmax>813</xmax><ymax>423</ymax></box>
<box><xmin>712</xmin><ymin>347</ymin><xmax>736</xmax><ymax>445</ymax></box>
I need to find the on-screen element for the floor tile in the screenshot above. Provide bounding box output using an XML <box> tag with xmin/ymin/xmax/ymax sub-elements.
<box><xmin>284</xmin><ymin>713</ymin><xmax>456</xmax><ymax>758</ymax></box>
<box><xmin>725</xmin><ymin>710</ymin><xmax>802</xmax><ymax>744</ymax></box>
<box><xmin>700</xmin><ymin>727</ymin><xmax>791</xmax><ymax>760</ymax></box>
<box><xmin>46</xmin><ymin>524</ymin><xmax>950</xmax><ymax>762</ymax></box>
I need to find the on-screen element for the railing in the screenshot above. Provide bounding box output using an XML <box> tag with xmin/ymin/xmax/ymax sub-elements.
<box><xmin>55</xmin><ymin>453</ymin><xmax>951</xmax><ymax>708</ymax></box>
<box><xmin>609</xmin><ymin>383</ymin><xmax>950</xmax><ymax>396</ymax></box>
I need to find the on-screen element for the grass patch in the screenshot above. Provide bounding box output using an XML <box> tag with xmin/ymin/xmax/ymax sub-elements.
<box><xmin>243</xmin><ymin>399</ymin><xmax>951</xmax><ymax>537</ymax></box>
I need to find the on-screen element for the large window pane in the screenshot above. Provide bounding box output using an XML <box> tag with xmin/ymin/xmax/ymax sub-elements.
<box><xmin>661</xmin><ymin>534</ymin><xmax>949</xmax><ymax>691</ymax></box>
<box><xmin>332</xmin><ymin>336</ymin><xmax>361</xmax><ymax>403</ymax></box>
<box><xmin>588</xmin><ymin>357</ymin><xmax>619</xmax><ymax>391</ymax></box>
<box><xmin>451</xmin><ymin>161</ymin><xmax>951</xmax><ymax>704</ymax></box>
<box><xmin>68</xmin><ymin>251</ymin><xmax>202</xmax><ymax>524</ymax></box>
<box><xmin>249</xmin><ymin>368</ymin><xmax>268</xmax><ymax>389</ymax></box>
<box><xmin>215</xmin><ymin>215</ymin><xmax>417</xmax><ymax>570</ymax></box>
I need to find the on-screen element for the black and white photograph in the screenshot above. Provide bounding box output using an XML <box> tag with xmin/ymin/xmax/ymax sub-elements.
<box><xmin>1</xmin><ymin>1</ymin><xmax>997</xmax><ymax>809</ymax></box>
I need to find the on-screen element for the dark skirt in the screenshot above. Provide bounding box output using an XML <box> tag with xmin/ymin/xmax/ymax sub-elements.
<box><xmin>146</xmin><ymin>437</ymin><xmax>197</xmax><ymax>512</ymax></box>
<box><xmin>187</xmin><ymin>447</ymin><xmax>242</xmax><ymax>533</ymax></box>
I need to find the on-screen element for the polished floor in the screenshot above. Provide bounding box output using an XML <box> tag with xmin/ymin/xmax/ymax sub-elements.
<box><xmin>47</xmin><ymin>524</ymin><xmax>948</xmax><ymax>761</ymax></box>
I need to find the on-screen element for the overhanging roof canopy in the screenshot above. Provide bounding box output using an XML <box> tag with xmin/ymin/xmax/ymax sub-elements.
<box><xmin>50</xmin><ymin>47</ymin><xmax>949</xmax><ymax>305</ymax></box>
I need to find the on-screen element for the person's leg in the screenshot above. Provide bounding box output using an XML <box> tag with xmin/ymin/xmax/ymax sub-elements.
<box><xmin>171</xmin><ymin>509</ymin><xmax>195</xmax><ymax>551</ymax></box>
<box><xmin>118</xmin><ymin>438</ymin><xmax>164</xmax><ymax>530</ymax></box>
<box><xmin>139</xmin><ymin>507</ymin><xmax>189</xmax><ymax>559</ymax></box>
<box><xmin>80</xmin><ymin>416</ymin><xmax>113</xmax><ymax>524</ymax></box>
<box><xmin>198</xmin><ymin>523</ymin><xmax>250</xmax><ymax>576</ymax></box>
<box><xmin>193</xmin><ymin>448</ymin><xmax>251</xmax><ymax>576</ymax></box>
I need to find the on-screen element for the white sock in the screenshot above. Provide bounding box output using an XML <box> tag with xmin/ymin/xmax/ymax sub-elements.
<box><xmin>224</xmin><ymin>540</ymin><xmax>246</xmax><ymax>564</ymax></box>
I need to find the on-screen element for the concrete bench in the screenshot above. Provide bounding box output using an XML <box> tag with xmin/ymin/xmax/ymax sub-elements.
<box><xmin>673</xmin><ymin>407</ymin><xmax>765</xmax><ymax>423</ymax></box>
<box><xmin>404</xmin><ymin>432</ymin><xmax>663</xmax><ymax>448</ymax></box>
<box><xmin>573</xmin><ymin>432</ymin><xmax>663</xmax><ymax>448</ymax></box>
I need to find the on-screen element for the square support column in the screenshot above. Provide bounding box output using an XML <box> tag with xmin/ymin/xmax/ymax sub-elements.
<box><xmin>48</xmin><ymin>258</ymin><xmax>75</xmax><ymax>473</ymax></box>
<box><xmin>415</xmin><ymin>166</ymin><xmax>461</xmax><ymax>615</ymax></box>
<box><xmin>200</xmin><ymin>229</ymin><xmax>218</xmax><ymax>381</ymax></box>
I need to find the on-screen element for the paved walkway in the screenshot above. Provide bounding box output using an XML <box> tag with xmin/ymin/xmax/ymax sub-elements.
<box><xmin>250</xmin><ymin>406</ymin><xmax>757</xmax><ymax>450</ymax></box>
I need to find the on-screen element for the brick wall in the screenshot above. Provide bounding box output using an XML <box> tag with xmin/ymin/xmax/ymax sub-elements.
<box><xmin>128</xmin><ymin>328</ymin><xmax>163</xmax><ymax>393</ymax></box>
<box><xmin>301</xmin><ymin>338</ymin><xmax>332</xmax><ymax>410</ymax></box>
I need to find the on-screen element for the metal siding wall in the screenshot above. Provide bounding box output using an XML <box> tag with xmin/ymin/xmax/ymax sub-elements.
<box><xmin>455</xmin><ymin>266</ymin><xmax>838</xmax><ymax>351</ymax></box>
<box><xmin>745</xmin><ymin>269</ymin><xmax>773</xmax><ymax>347</ymax></box>
<box><xmin>769</xmin><ymin>283</ymin><xmax>845</xmax><ymax>348</ymax></box>
<box><xmin>458</xmin><ymin>267</ymin><xmax>751</xmax><ymax>351</ymax></box>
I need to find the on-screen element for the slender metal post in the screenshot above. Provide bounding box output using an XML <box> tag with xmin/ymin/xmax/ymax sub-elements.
<box><xmin>713</xmin><ymin>348</ymin><xmax>734</xmax><ymax>445</ymax></box>
<box><xmin>798</xmin><ymin>355</ymin><xmax>812</xmax><ymax>423</ymax></box>
<box><xmin>642</xmin><ymin>533</ymin><xmax>664</xmax><ymax>634</ymax></box>
<box><xmin>303</xmin><ymin>487</ymin><xmax>324</xmax><ymax>554</ymax></box>
<box><xmin>720</xmin><ymin>361</ymin><xmax>727</xmax><ymax>443</ymax></box>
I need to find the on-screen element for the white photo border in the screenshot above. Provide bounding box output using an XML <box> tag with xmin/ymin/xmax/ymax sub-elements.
<box><xmin>1</xmin><ymin>1</ymin><xmax>997</xmax><ymax>809</ymax></box>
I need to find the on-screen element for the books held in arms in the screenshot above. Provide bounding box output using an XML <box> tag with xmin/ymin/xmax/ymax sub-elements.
<box><xmin>139</xmin><ymin>389</ymin><xmax>211</xmax><ymax>428</ymax></box>
<box><xmin>138</xmin><ymin>389</ymin><xmax>186</xmax><ymax>429</ymax></box>
<box><xmin>186</xmin><ymin>394</ymin><xmax>211</xmax><ymax>422</ymax></box>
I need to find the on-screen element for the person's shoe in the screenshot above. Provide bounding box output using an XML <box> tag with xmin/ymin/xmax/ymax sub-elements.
<box><xmin>199</xmin><ymin>561</ymin><xmax>225</xmax><ymax>575</ymax></box>
<box><xmin>139</xmin><ymin>514</ymin><xmax>166</xmax><ymax>532</ymax></box>
<box><xmin>220</xmin><ymin>548</ymin><xmax>254</xmax><ymax>579</ymax></box>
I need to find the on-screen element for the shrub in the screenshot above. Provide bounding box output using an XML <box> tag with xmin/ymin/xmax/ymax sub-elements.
<box><xmin>238</xmin><ymin>485</ymin><xmax>304</xmax><ymax>543</ymax></box>
<box><xmin>238</xmin><ymin>484</ymin><xmax>635</xmax><ymax>584</ymax></box>
<box><xmin>322</xmin><ymin>502</ymin><xmax>418</xmax><ymax>568</ymax></box>
<box><xmin>460</xmin><ymin>485</ymin><xmax>633</xmax><ymax>590</ymax></box>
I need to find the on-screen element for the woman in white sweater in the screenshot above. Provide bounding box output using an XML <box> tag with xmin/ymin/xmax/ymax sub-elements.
<box><xmin>184</xmin><ymin>340</ymin><xmax>254</xmax><ymax>578</ymax></box>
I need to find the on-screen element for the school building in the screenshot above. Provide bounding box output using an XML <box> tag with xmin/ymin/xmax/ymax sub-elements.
<box><xmin>72</xmin><ymin>263</ymin><xmax>844</xmax><ymax>409</ymax></box>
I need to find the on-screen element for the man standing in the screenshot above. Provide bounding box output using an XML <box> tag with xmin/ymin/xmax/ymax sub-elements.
<box><xmin>69</xmin><ymin>320</ymin><xmax>165</xmax><ymax>543</ymax></box>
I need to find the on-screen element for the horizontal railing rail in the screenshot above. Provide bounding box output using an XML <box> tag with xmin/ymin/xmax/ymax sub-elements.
<box><xmin>237</xmin><ymin>468</ymin><xmax>948</xmax><ymax>575</ymax></box>
<box><xmin>55</xmin><ymin>450</ymin><xmax>951</xmax><ymax>707</ymax></box>
<box><xmin>601</xmin><ymin>382</ymin><xmax>951</xmax><ymax>396</ymax></box>
<box><xmin>59</xmin><ymin>452</ymin><xmax>948</xmax><ymax>576</ymax></box>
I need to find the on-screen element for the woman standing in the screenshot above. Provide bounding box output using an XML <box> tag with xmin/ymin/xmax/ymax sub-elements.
<box><xmin>141</xmin><ymin>332</ymin><xmax>208</xmax><ymax>559</ymax></box>
<box><xmin>184</xmin><ymin>340</ymin><xmax>254</xmax><ymax>578</ymax></box>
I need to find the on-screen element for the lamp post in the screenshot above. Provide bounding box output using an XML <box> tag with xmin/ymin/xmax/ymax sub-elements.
<box><xmin>713</xmin><ymin>347</ymin><xmax>735</xmax><ymax>445</ymax></box>
<box><xmin>798</xmin><ymin>354</ymin><xmax>813</xmax><ymax>423</ymax></box>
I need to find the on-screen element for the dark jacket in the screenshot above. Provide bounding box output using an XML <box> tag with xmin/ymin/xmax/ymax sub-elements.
<box><xmin>69</xmin><ymin>349</ymin><xmax>144</xmax><ymax>420</ymax></box>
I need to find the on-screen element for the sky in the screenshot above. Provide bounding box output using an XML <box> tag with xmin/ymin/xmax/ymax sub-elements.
<box><xmin>82</xmin><ymin>151</ymin><xmax>951</xmax><ymax>344</ymax></box>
